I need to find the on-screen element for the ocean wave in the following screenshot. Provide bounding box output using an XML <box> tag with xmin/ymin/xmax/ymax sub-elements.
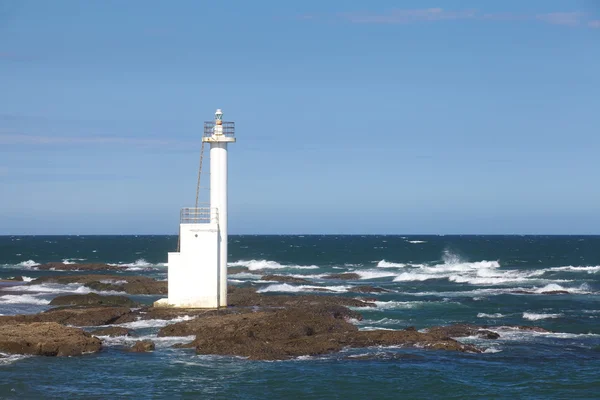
<box><xmin>0</xmin><ymin>294</ymin><xmax>51</xmax><ymax>305</ymax></box>
<box><xmin>522</xmin><ymin>312</ymin><xmax>563</xmax><ymax>321</ymax></box>
<box><xmin>373</xmin><ymin>300</ymin><xmax>428</xmax><ymax>309</ymax></box>
<box><xmin>98</xmin><ymin>334</ymin><xmax>195</xmax><ymax>348</ymax></box>
<box><xmin>3</xmin><ymin>283</ymin><xmax>126</xmax><ymax>296</ymax></box>
<box><xmin>61</xmin><ymin>258</ymin><xmax>87</xmax><ymax>265</ymax></box>
<box><xmin>256</xmin><ymin>283</ymin><xmax>349</xmax><ymax>293</ymax></box>
<box><xmin>354</xmin><ymin>270</ymin><xmax>398</xmax><ymax>280</ymax></box>
<box><xmin>376</xmin><ymin>260</ymin><xmax>408</xmax><ymax>268</ymax></box>
<box><xmin>108</xmin><ymin>259</ymin><xmax>166</xmax><ymax>270</ymax></box>
<box><xmin>477</xmin><ymin>313</ymin><xmax>506</xmax><ymax>318</ymax></box>
<box><xmin>408</xmin><ymin>240</ymin><xmax>427</xmax><ymax>244</ymax></box>
<box><xmin>115</xmin><ymin>315</ymin><xmax>195</xmax><ymax>329</ymax></box>
<box><xmin>228</xmin><ymin>260</ymin><xmax>319</xmax><ymax>271</ymax></box>
<box><xmin>545</xmin><ymin>265</ymin><xmax>600</xmax><ymax>274</ymax></box>
<box><xmin>0</xmin><ymin>353</ymin><xmax>31</xmax><ymax>366</ymax></box>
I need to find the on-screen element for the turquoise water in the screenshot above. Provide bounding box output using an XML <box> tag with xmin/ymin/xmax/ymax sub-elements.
<box><xmin>1</xmin><ymin>235</ymin><xmax>599</xmax><ymax>399</ymax></box>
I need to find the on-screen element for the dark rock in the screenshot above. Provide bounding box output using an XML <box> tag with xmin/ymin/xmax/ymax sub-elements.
<box><xmin>425</xmin><ymin>324</ymin><xmax>500</xmax><ymax>340</ymax></box>
<box><xmin>50</xmin><ymin>293</ymin><xmax>138</xmax><ymax>307</ymax></box>
<box><xmin>540</xmin><ymin>290</ymin><xmax>570</xmax><ymax>295</ymax></box>
<box><xmin>261</xmin><ymin>275</ymin><xmax>312</xmax><ymax>284</ymax></box>
<box><xmin>0</xmin><ymin>306</ymin><xmax>133</xmax><ymax>327</ymax></box>
<box><xmin>29</xmin><ymin>275</ymin><xmax>167</xmax><ymax>295</ymax></box>
<box><xmin>322</xmin><ymin>273</ymin><xmax>361</xmax><ymax>280</ymax></box>
<box><xmin>227</xmin><ymin>286</ymin><xmax>374</xmax><ymax>310</ymax></box>
<box><xmin>91</xmin><ymin>327</ymin><xmax>133</xmax><ymax>337</ymax></box>
<box><xmin>129</xmin><ymin>340</ymin><xmax>155</xmax><ymax>353</ymax></box>
<box><xmin>228</xmin><ymin>267</ymin><xmax>250</xmax><ymax>274</ymax></box>
<box><xmin>349</xmin><ymin>285</ymin><xmax>389</xmax><ymax>293</ymax></box>
<box><xmin>0</xmin><ymin>322</ymin><xmax>102</xmax><ymax>356</ymax></box>
<box><xmin>8</xmin><ymin>276</ymin><xmax>24</xmax><ymax>281</ymax></box>
<box><xmin>35</xmin><ymin>262</ymin><xmax>124</xmax><ymax>271</ymax></box>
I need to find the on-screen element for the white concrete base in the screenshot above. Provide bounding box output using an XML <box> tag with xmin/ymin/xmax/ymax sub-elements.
<box><xmin>161</xmin><ymin>222</ymin><xmax>221</xmax><ymax>309</ymax></box>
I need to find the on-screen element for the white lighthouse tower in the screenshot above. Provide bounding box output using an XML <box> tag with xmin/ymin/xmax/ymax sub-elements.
<box><xmin>155</xmin><ymin>109</ymin><xmax>235</xmax><ymax>308</ymax></box>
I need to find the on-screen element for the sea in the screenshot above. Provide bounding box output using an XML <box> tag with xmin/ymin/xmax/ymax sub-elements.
<box><xmin>0</xmin><ymin>235</ymin><xmax>599</xmax><ymax>399</ymax></box>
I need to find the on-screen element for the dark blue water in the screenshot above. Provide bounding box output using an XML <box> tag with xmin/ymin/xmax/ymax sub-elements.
<box><xmin>1</xmin><ymin>235</ymin><xmax>599</xmax><ymax>399</ymax></box>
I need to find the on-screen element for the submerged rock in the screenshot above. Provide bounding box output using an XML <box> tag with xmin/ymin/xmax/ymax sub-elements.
<box><xmin>261</xmin><ymin>275</ymin><xmax>312</xmax><ymax>284</ymax></box>
<box><xmin>29</xmin><ymin>275</ymin><xmax>167</xmax><ymax>295</ymax></box>
<box><xmin>0</xmin><ymin>322</ymin><xmax>102</xmax><ymax>356</ymax></box>
<box><xmin>322</xmin><ymin>273</ymin><xmax>361</xmax><ymax>280</ymax></box>
<box><xmin>349</xmin><ymin>285</ymin><xmax>390</xmax><ymax>294</ymax></box>
<box><xmin>50</xmin><ymin>293</ymin><xmax>138</xmax><ymax>307</ymax></box>
<box><xmin>425</xmin><ymin>324</ymin><xmax>500</xmax><ymax>340</ymax></box>
<box><xmin>35</xmin><ymin>262</ymin><xmax>124</xmax><ymax>271</ymax></box>
<box><xmin>91</xmin><ymin>327</ymin><xmax>134</xmax><ymax>337</ymax></box>
<box><xmin>0</xmin><ymin>306</ymin><xmax>133</xmax><ymax>327</ymax></box>
<box><xmin>128</xmin><ymin>340</ymin><xmax>155</xmax><ymax>353</ymax></box>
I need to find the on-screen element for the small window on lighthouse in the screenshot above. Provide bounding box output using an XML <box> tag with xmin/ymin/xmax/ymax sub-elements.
<box><xmin>215</xmin><ymin>109</ymin><xmax>223</xmax><ymax>121</ymax></box>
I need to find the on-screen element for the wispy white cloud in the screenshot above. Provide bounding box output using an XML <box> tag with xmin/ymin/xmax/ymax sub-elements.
<box><xmin>589</xmin><ymin>20</ymin><xmax>600</xmax><ymax>28</ymax></box>
<box><xmin>536</xmin><ymin>11</ymin><xmax>585</xmax><ymax>26</ymax></box>
<box><xmin>332</xmin><ymin>8</ymin><xmax>599</xmax><ymax>29</ymax></box>
<box><xmin>341</xmin><ymin>8</ymin><xmax>477</xmax><ymax>24</ymax></box>
<box><xmin>0</xmin><ymin>133</ymin><xmax>173</xmax><ymax>147</ymax></box>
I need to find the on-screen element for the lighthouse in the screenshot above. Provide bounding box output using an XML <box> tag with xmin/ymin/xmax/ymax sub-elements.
<box><xmin>155</xmin><ymin>109</ymin><xmax>235</xmax><ymax>308</ymax></box>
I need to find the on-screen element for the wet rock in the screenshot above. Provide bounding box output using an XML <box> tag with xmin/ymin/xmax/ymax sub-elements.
<box><xmin>540</xmin><ymin>290</ymin><xmax>570</xmax><ymax>295</ymax></box>
<box><xmin>322</xmin><ymin>273</ymin><xmax>361</xmax><ymax>280</ymax></box>
<box><xmin>0</xmin><ymin>306</ymin><xmax>133</xmax><ymax>327</ymax></box>
<box><xmin>50</xmin><ymin>293</ymin><xmax>138</xmax><ymax>307</ymax></box>
<box><xmin>0</xmin><ymin>322</ymin><xmax>102</xmax><ymax>356</ymax></box>
<box><xmin>35</xmin><ymin>262</ymin><xmax>124</xmax><ymax>271</ymax></box>
<box><xmin>8</xmin><ymin>276</ymin><xmax>24</xmax><ymax>281</ymax></box>
<box><xmin>227</xmin><ymin>286</ymin><xmax>374</xmax><ymax>310</ymax></box>
<box><xmin>91</xmin><ymin>327</ymin><xmax>134</xmax><ymax>337</ymax></box>
<box><xmin>129</xmin><ymin>340</ymin><xmax>155</xmax><ymax>353</ymax></box>
<box><xmin>425</xmin><ymin>324</ymin><xmax>500</xmax><ymax>340</ymax></box>
<box><xmin>349</xmin><ymin>285</ymin><xmax>389</xmax><ymax>294</ymax></box>
<box><xmin>228</xmin><ymin>267</ymin><xmax>250</xmax><ymax>274</ymax></box>
<box><xmin>344</xmin><ymin>352</ymin><xmax>426</xmax><ymax>361</ymax></box>
<box><xmin>261</xmin><ymin>275</ymin><xmax>312</xmax><ymax>284</ymax></box>
<box><xmin>29</xmin><ymin>275</ymin><xmax>167</xmax><ymax>295</ymax></box>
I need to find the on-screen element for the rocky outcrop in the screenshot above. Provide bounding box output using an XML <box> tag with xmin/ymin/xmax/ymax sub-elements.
<box><xmin>349</xmin><ymin>285</ymin><xmax>389</xmax><ymax>294</ymax></box>
<box><xmin>91</xmin><ymin>327</ymin><xmax>134</xmax><ymax>337</ymax></box>
<box><xmin>29</xmin><ymin>275</ymin><xmax>167</xmax><ymax>295</ymax></box>
<box><xmin>228</xmin><ymin>267</ymin><xmax>250</xmax><ymax>274</ymax></box>
<box><xmin>322</xmin><ymin>273</ymin><xmax>361</xmax><ymax>280</ymax></box>
<box><xmin>35</xmin><ymin>262</ymin><xmax>124</xmax><ymax>271</ymax></box>
<box><xmin>0</xmin><ymin>306</ymin><xmax>132</xmax><ymax>327</ymax></box>
<box><xmin>425</xmin><ymin>324</ymin><xmax>500</xmax><ymax>340</ymax></box>
<box><xmin>0</xmin><ymin>322</ymin><xmax>102</xmax><ymax>356</ymax></box>
<box><xmin>159</xmin><ymin>307</ymin><xmax>480</xmax><ymax>360</ymax></box>
<box><xmin>49</xmin><ymin>293</ymin><xmax>138</xmax><ymax>307</ymax></box>
<box><xmin>261</xmin><ymin>275</ymin><xmax>312</xmax><ymax>284</ymax></box>
<box><xmin>128</xmin><ymin>340</ymin><xmax>155</xmax><ymax>353</ymax></box>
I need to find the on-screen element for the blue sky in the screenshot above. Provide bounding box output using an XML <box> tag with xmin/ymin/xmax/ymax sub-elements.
<box><xmin>1</xmin><ymin>0</ymin><xmax>599</xmax><ymax>235</ymax></box>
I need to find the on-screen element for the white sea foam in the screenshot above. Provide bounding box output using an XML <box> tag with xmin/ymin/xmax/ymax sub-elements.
<box><xmin>108</xmin><ymin>259</ymin><xmax>166</xmax><ymax>270</ymax></box>
<box><xmin>226</xmin><ymin>272</ymin><xmax>263</xmax><ymax>279</ymax></box>
<box><xmin>355</xmin><ymin>317</ymin><xmax>404</xmax><ymax>326</ymax></box>
<box><xmin>3</xmin><ymin>283</ymin><xmax>125</xmax><ymax>295</ymax></box>
<box><xmin>477</xmin><ymin>313</ymin><xmax>505</xmax><ymax>318</ymax></box>
<box><xmin>228</xmin><ymin>259</ymin><xmax>319</xmax><ymax>271</ymax></box>
<box><xmin>408</xmin><ymin>240</ymin><xmax>427</xmax><ymax>244</ymax></box>
<box><xmin>98</xmin><ymin>334</ymin><xmax>195</xmax><ymax>348</ymax></box>
<box><xmin>99</xmin><ymin>279</ymin><xmax>128</xmax><ymax>285</ymax></box>
<box><xmin>61</xmin><ymin>258</ymin><xmax>86</xmax><ymax>265</ymax></box>
<box><xmin>376</xmin><ymin>260</ymin><xmax>407</xmax><ymax>268</ymax></box>
<box><xmin>256</xmin><ymin>283</ymin><xmax>349</xmax><ymax>293</ymax></box>
<box><xmin>522</xmin><ymin>312</ymin><xmax>562</xmax><ymax>321</ymax></box>
<box><xmin>0</xmin><ymin>294</ymin><xmax>51</xmax><ymax>305</ymax></box>
<box><xmin>483</xmin><ymin>348</ymin><xmax>502</xmax><ymax>353</ymax></box>
<box><xmin>545</xmin><ymin>265</ymin><xmax>600</xmax><ymax>274</ymax></box>
<box><xmin>354</xmin><ymin>270</ymin><xmax>397</xmax><ymax>280</ymax></box>
<box><xmin>373</xmin><ymin>300</ymin><xmax>427</xmax><ymax>310</ymax></box>
<box><xmin>0</xmin><ymin>353</ymin><xmax>31</xmax><ymax>366</ymax></box>
<box><xmin>21</xmin><ymin>276</ymin><xmax>34</xmax><ymax>282</ymax></box>
<box><xmin>115</xmin><ymin>315</ymin><xmax>195</xmax><ymax>329</ymax></box>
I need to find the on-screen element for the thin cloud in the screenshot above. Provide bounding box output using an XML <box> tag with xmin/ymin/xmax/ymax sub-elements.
<box><xmin>0</xmin><ymin>133</ymin><xmax>174</xmax><ymax>147</ymax></box>
<box><xmin>333</xmin><ymin>8</ymin><xmax>599</xmax><ymax>29</ymax></box>
<box><xmin>536</xmin><ymin>12</ymin><xmax>585</xmax><ymax>26</ymax></box>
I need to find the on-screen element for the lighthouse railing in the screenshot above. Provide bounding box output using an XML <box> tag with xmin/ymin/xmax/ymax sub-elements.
<box><xmin>203</xmin><ymin>121</ymin><xmax>235</xmax><ymax>138</ymax></box>
<box><xmin>180</xmin><ymin>207</ymin><xmax>218</xmax><ymax>224</ymax></box>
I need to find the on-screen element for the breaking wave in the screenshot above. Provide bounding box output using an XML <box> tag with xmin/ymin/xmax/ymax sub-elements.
<box><xmin>228</xmin><ymin>260</ymin><xmax>319</xmax><ymax>271</ymax></box>
<box><xmin>523</xmin><ymin>312</ymin><xmax>563</xmax><ymax>321</ymax></box>
<box><xmin>0</xmin><ymin>294</ymin><xmax>51</xmax><ymax>305</ymax></box>
<box><xmin>256</xmin><ymin>283</ymin><xmax>349</xmax><ymax>293</ymax></box>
